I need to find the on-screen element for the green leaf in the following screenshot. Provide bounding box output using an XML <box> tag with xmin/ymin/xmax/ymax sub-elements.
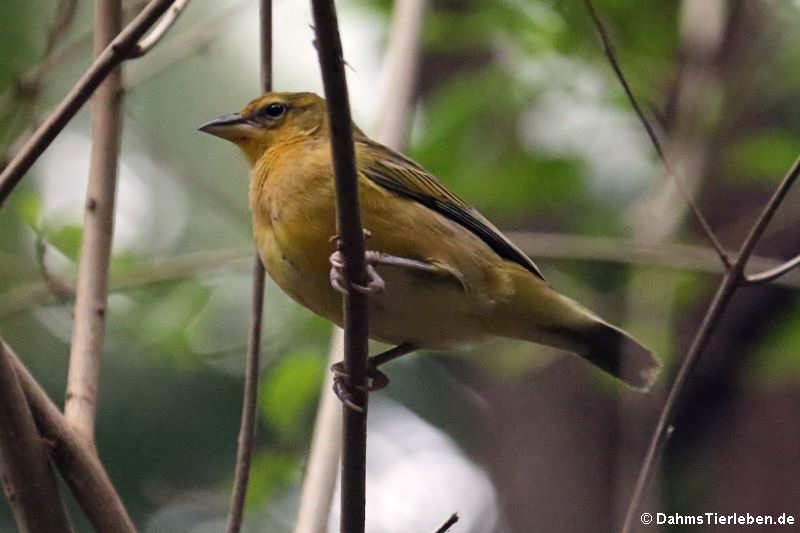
<box><xmin>724</xmin><ymin>130</ymin><xmax>800</xmax><ymax>182</ymax></box>
<box><xmin>244</xmin><ymin>451</ymin><xmax>299</xmax><ymax>508</ymax></box>
<box><xmin>259</xmin><ymin>348</ymin><xmax>324</xmax><ymax>441</ymax></box>
<box><xmin>748</xmin><ymin>301</ymin><xmax>800</xmax><ymax>383</ymax></box>
<box><xmin>46</xmin><ymin>224</ymin><xmax>83</xmax><ymax>261</ymax></box>
<box><xmin>16</xmin><ymin>189</ymin><xmax>41</xmax><ymax>229</ymax></box>
<box><xmin>137</xmin><ymin>281</ymin><xmax>213</xmax><ymax>357</ymax></box>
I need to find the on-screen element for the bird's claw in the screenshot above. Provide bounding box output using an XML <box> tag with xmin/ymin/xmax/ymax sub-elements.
<box><xmin>328</xmin><ymin>228</ymin><xmax>372</xmax><ymax>247</ymax></box>
<box><xmin>329</xmin><ymin>249</ymin><xmax>386</xmax><ymax>296</ymax></box>
<box><xmin>331</xmin><ymin>361</ymin><xmax>390</xmax><ymax>412</ymax></box>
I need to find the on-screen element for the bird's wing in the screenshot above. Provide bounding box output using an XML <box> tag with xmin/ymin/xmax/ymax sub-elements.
<box><xmin>358</xmin><ymin>137</ymin><xmax>545</xmax><ymax>280</ymax></box>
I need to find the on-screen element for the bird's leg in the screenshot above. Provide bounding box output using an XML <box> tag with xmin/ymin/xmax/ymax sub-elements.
<box><xmin>329</xmin><ymin>250</ymin><xmax>386</xmax><ymax>295</ymax></box>
<box><xmin>331</xmin><ymin>343</ymin><xmax>417</xmax><ymax>412</ymax></box>
<box><xmin>329</xmin><ymin>235</ymin><xmax>447</xmax><ymax>296</ymax></box>
<box><xmin>328</xmin><ymin>229</ymin><xmax>386</xmax><ymax>295</ymax></box>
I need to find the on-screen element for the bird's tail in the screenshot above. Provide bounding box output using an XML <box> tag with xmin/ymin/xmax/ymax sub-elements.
<box><xmin>490</xmin><ymin>267</ymin><xmax>661</xmax><ymax>391</ymax></box>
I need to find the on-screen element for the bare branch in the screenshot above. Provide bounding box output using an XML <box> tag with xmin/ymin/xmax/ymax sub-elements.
<box><xmin>129</xmin><ymin>0</ymin><xmax>191</xmax><ymax>57</ymax></box>
<box><xmin>433</xmin><ymin>513</ymin><xmax>459</xmax><ymax>533</ymax></box>
<box><xmin>621</xmin><ymin>155</ymin><xmax>800</xmax><ymax>533</ymax></box>
<box><xmin>744</xmin><ymin>254</ymin><xmax>800</xmax><ymax>285</ymax></box>
<box><xmin>311</xmin><ymin>1</ymin><xmax>371</xmax><ymax>531</ymax></box>
<box><xmin>374</xmin><ymin>0</ymin><xmax>427</xmax><ymax>150</ymax></box>
<box><xmin>4</xmin><ymin>232</ymin><xmax>800</xmax><ymax>322</ymax></box>
<box><xmin>584</xmin><ymin>0</ymin><xmax>731</xmax><ymax>269</ymax></box>
<box><xmin>294</xmin><ymin>1</ymin><xmax>426</xmax><ymax>530</ymax></box>
<box><xmin>225</xmin><ymin>2</ymin><xmax>271</xmax><ymax>532</ymax></box>
<box><xmin>225</xmin><ymin>259</ymin><xmax>267</xmax><ymax>533</ymax></box>
<box><xmin>63</xmin><ymin>0</ymin><xmax>124</xmax><ymax>446</ymax></box>
<box><xmin>124</xmin><ymin>1</ymin><xmax>249</xmax><ymax>90</ymax></box>
<box><xmin>0</xmin><ymin>0</ymin><xmax>177</xmax><ymax>208</ymax></box>
<box><xmin>736</xmin><ymin>156</ymin><xmax>800</xmax><ymax>279</ymax></box>
<box><xmin>2</xmin><ymin>340</ymin><xmax>136</xmax><ymax>533</ymax></box>
<box><xmin>0</xmin><ymin>343</ymin><xmax>73</xmax><ymax>533</ymax></box>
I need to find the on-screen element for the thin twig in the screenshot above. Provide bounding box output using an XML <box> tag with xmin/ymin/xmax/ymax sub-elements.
<box><xmin>744</xmin><ymin>254</ymin><xmax>800</xmax><ymax>285</ymax></box>
<box><xmin>584</xmin><ymin>0</ymin><xmax>731</xmax><ymax>269</ymax></box>
<box><xmin>63</xmin><ymin>0</ymin><xmax>125</xmax><ymax>446</ymax></box>
<box><xmin>3</xmin><ymin>232</ymin><xmax>800</xmax><ymax>321</ymax></box>
<box><xmin>2</xmin><ymin>340</ymin><xmax>136</xmax><ymax>533</ymax></box>
<box><xmin>293</xmin><ymin>1</ymin><xmax>426</xmax><ymax>530</ymax></box>
<box><xmin>129</xmin><ymin>0</ymin><xmax>191</xmax><ymax>57</ymax></box>
<box><xmin>225</xmin><ymin>2</ymin><xmax>271</xmax><ymax>532</ymax></box>
<box><xmin>734</xmin><ymin>157</ymin><xmax>800</xmax><ymax>273</ymax></box>
<box><xmin>311</xmin><ymin>1</ymin><xmax>371</xmax><ymax>532</ymax></box>
<box><xmin>0</xmin><ymin>0</ymin><xmax>178</xmax><ymax>208</ymax></box>
<box><xmin>433</xmin><ymin>513</ymin><xmax>459</xmax><ymax>533</ymax></box>
<box><xmin>124</xmin><ymin>0</ymin><xmax>250</xmax><ymax>90</ymax></box>
<box><xmin>621</xmin><ymin>155</ymin><xmax>800</xmax><ymax>533</ymax></box>
<box><xmin>0</xmin><ymin>343</ymin><xmax>74</xmax><ymax>533</ymax></box>
<box><xmin>225</xmin><ymin>260</ymin><xmax>267</xmax><ymax>533</ymax></box>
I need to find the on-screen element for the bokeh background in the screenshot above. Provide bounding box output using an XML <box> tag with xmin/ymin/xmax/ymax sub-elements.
<box><xmin>1</xmin><ymin>0</ymin><xmax>799</xmax><ymax>531</ymax></box>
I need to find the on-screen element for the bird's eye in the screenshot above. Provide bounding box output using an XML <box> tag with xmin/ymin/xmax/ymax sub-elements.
<box><xmin>262</xmin><ymin>103</ymin><xmax>286</xmax><ymax>118</ymax></box>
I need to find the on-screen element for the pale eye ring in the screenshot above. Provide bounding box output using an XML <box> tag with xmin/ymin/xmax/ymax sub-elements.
<box><xmin>262</xmin><ymin>103</ymin><xmax>286</xmax><ymax>118</ymax></box>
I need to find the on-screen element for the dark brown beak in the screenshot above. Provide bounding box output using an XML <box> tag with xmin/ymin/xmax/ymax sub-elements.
<box><xmin>198</xmin><ymin>113</ymin><xmax>257</xmax><ymax>141</ymax></box>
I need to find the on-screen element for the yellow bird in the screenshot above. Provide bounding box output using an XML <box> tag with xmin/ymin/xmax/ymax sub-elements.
<box><xmin>200</xmin><ymin>92</ymin><xmax>661</xmax><ymax>392</ymax></box>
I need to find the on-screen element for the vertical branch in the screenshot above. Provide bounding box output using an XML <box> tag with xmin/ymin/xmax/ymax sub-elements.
<box><xmin>2</xmin><ymin>341</ymin><xmax>136</xmax><ymax>533</ymax></box>
<box><xmin>293</xmin><ymin>1</ymin><xmax>425</xmax><ymax>530</ymax></box>
<box><xmin>375</xmin><ymin>0</ymin><xmax>427</xmax><ymax>149</ymax></box>
<box><xmin>310</xmin><ymin>1</ymin><xmax>370</xmax><ymax>532</ymax></box>
<box><xmin>225</xmin><ymin>2</ymin><xmax>271</xmax><ymax>532</ymax></box>
<box><xmin>64</xmin><ymin>0</ymin><xmax>124</xmax><ymax>446</ymax></box>
<box><xmin>0</xmin><ymin>344</ymin><xmax>73</xmax><ymax>533</ymax></box>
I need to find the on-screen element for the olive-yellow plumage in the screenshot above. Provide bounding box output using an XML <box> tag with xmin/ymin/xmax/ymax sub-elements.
<box><xmin>200</xmin><ymin>92</ymin><xmax>661</xmax><ymax>390</ymax></box>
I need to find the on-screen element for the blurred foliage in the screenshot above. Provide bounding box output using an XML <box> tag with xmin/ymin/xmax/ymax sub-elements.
<box><xmin>749</xmin><ymin>302</ymin><xmax>800</xmax><ymax>383</ymax></box>
<box><xmin>0</xmin><ymin>0</ymin><xmax>799</xmax><ymax>531</ymax></box>
<box><xmin>259</xmin><ymin>347</ymin><xmax>324</xmax><ymax>442</ymax></box>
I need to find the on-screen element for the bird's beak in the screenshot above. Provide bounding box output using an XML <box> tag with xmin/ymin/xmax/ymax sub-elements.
<box><xmin>198</xmin><ymin>112</ymin><xmax>258</xmax><ymax>141</ymax></box>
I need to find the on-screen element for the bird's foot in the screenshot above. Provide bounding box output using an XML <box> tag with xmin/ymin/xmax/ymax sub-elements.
<box><xmin>331</xmin><ymin>360</ymin><xmax>390</xmax><ymax>412</ymax></box>
<box><xmin>328</xmin><ymin>228</ymin><xmax>372</xmax><ymax>247</ymax></box>
<box><xmin>329</xmin><ymin>249</ymin><xmax>386</xmax><ymax>296</ymax></box>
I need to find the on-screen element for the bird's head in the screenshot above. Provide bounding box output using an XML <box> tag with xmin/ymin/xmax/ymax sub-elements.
<box><xmin>199</xmin><ymin>92</ymin><xmax>328</xmax><ymax>164</ymax></box>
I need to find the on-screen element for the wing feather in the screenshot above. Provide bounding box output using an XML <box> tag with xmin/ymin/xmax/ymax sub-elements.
<box><xmin>358</xmin><ymin>137</ymin><xmax>545</xmax><ymax>280</ymax></box>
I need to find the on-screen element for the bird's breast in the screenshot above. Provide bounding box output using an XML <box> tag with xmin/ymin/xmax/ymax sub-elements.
<box><xmin>251</xmin><ymin>160</ymin><xmax>341</xmax><ymax>319</ymax></box>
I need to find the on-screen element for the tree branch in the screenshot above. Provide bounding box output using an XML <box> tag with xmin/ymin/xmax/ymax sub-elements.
<box><xmin>744</xmin><ymin>253</ymin><xmax>800</xmax><ymax>285</ymax></box>
<box><xmin>0</xmin><ymin>0</ymin><xmax>177</xmax><ymax>208</ymax></box>
<box><xmin>621</xmin><ymin>155</ymin><xmax>800</xmax><ymax>533</ymax></box>
<box><xmin>4</xmin><ymin>232</ymin><xmax>800</xmax><ymax>321</ymax></box>
<box><xmin>1</xmin><ymin>340</ymin><xmax>136</xmax><ymax>533</ymax></box>
<box><xmin>433</xmin><ymin>513</ymin><xmax>459</xmax><ymax>533</ymax></box>
<box><xmin>225</xmin><ymin>1</ymin><xmax>270</xmax><ymax>532</ymax></box>
<box><xmin>0</xmin><ymin>343</ymin><xmax>73</xmax><ymax>533</ymax></box>
<box><xmin>584</xmin><ymin>0</ymin><xmax>731</xmax><ymax>269</ymax></box>
<box><xmin>310</xmin><ymin>1</ymin><xmax>371</xmax><ymax>532</ymax></box>
<box><xmin>129</xmin><ymin>0</ymin><xmax>191</xmax><ymax>58</ymax></box>
<box><xmin>63</xmin><ymin>0</ymin><xmax>124</xmax><ymax>446</ymax></box>
<box><xmin>124</xmin><ymin>0</ymin><xmax>249</xmax><ymax>91</ymax></box>
<box><xmin>294</xmin><ymin>0</ymin><xmax>425</xmax><ymax>530</ymax></box>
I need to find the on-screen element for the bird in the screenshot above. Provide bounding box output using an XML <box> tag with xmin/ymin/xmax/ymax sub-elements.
<box><xmin>199</xmin><ymin>91</ymin><xmax>661</xmax><ymax>398</ymax></box>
